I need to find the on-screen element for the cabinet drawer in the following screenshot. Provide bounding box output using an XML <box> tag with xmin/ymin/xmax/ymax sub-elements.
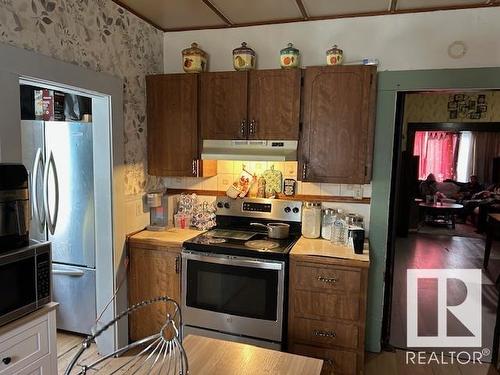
<box><xmin>293</xmin><ymin>290</ymin><xmax>360</xmax><ymax>321</ymax></box>
<box><xmin>292</xmin><ymin>318</ymin><xmax>359</xmax><ymax>350</ymax></box>
<box><xmin>295</xmin><ymin>264</ymin><xmax>361</xmax><ymax>294</ymax></box>
<box><xmin>0</xmin><ymin>320</ymin><xmax>49</xmax><ymax>375</ymax></box>
<box><xmin>16</xmin><ymin>353</ymin><xmax>53</xmax><ymax>375</ymax></box>
<box><xmin>290</xmin><ymin>343</ymin><xmax>358</xmax><ymax>375</ymax></box>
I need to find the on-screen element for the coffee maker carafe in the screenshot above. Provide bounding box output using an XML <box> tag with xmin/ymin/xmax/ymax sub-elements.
<box><xmin>0</xmin><ymin>164</ymin><xmax>30</xmax><ymax>251</ymax></box>
<box><xmin>147</xmin><ymin>191</ymin><xmax>167</xmax><ymax>231</ymax></box>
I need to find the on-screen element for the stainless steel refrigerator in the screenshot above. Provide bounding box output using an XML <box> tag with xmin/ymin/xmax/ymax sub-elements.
<box><xmin>21</xmin><ymin>120</ymin><xmax>96</xmax><ymax>335</ymax></box>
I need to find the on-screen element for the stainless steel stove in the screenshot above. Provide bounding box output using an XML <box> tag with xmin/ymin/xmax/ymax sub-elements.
<box><xmin>181</xmin><ymin>197</ymin><xmax>302</xmax><ymax>350</ymax></box>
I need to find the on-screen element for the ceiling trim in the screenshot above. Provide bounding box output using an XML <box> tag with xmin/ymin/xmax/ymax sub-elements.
<box><xmin>201</xmin><ymin>0</ymin><xmax>233</xmax><ymax>25</ymax></box>
<box><xmin>296</xmin><ymin>0</ymin><xmax>309</xmax><ymax>20</ymax></box>
<box><xmin>111</xmin><ymin>1</ymin><xmax>499</xmax><ymax>33</ymax></box>
<box><xmin>111</xmin><ymin>0</ymin><xmax>164</xmax><ymax>31</ymax></box>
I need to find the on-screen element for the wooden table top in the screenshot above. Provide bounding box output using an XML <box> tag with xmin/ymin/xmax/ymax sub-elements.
<box><xmin>129</xmin><ymin>227</ymin><xmax>203</xmax><ymax>248</ymax></box>
<box><xmin>489</xmin><ymin>213</ymin><xmax>500</xmax><ymax>223</ymax></box>
<box><xmin>419</xmin><ymin>202</ymin><xmax>463</xmax><ymax>209</ymax></box>
<box><xmin>183</xmin><ymin>335</ymin><xmax>323</xmax><ymax>375</ymax></box>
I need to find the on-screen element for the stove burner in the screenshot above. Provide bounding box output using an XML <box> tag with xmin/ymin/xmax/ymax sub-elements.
<box><xmin>245</xmin><ymin>240</ymin><xmax>280</xmax><ymax>251</ymax></box>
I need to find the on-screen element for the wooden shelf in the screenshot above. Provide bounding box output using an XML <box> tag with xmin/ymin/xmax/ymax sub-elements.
<box><xmin>166</xmin><ymin>189</ymin><xmax>370</xmax><ymax>204</ymax></box>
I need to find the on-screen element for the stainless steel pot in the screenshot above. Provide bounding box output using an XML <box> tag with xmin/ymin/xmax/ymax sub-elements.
<box><xmin>250</xmin><ymin>222</ymin><xmax>290</xmax><ymax>239</ymax></box>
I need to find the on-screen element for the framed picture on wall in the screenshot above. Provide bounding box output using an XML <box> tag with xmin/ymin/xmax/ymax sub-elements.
<box><xmin>477</xmin><ymin>104</ymin><xmax>487</xmax><ymax>112</ymax></box>
<box><xmin>449</xmin><ymin>110</ymin><xmax>458</xmax><ymax>119</ymax></box>
<box><xmin>478</xmin><ymin>94</ymin><xmax>486</xmax><ymax>104</ymax></box>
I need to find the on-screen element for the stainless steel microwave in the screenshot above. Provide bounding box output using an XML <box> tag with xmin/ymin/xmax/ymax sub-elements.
<box><xmin>0</xmin><ymin>241</ymin><xmax>51</xmax><ymax>327</ymax></box>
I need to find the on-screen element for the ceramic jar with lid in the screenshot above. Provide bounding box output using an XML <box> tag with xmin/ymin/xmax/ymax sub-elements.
<box><xmin>301</xmin><ymin>202</ymin><xmax>322</xmax><ymax>239</ymax></box>
<box><xmin>182</xmin><ymin>42</ymin><xmax>207</xmax><ymax>73</ymax></box>
<box><xmin>326</xmin><ymin>44</ymin><xmax>344</xmax><ymax>66</ymax></box>
<box><xmin>233</xmin><ymin>42</ymin><xmax>256</xmax><ymax>71</ymax></box>
<box><xmin>280</xmin><ymin>43</ymin><xmax>300</xmax><ymax>69</ymax></box>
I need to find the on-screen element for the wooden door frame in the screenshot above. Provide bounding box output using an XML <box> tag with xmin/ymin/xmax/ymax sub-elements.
<box><xmin>367</xmin><ymin>67</ymin><xmax>500</xmax><ymax>353</ymax></box>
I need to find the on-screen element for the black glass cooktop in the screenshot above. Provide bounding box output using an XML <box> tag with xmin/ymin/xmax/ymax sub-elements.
<box><xmin>183</xmin><ymin>229</ymin><xmax>299</xmax><ymax>261</ymax></box>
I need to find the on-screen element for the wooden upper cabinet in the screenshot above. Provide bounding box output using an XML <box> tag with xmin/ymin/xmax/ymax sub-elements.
<box><xmin>248</xmin><ymin>69</ymin><xmax>301</xmax><ymax>140</ymax></box>
<box><xmin>200</xmin><ymin>71</ymin><xmax>248</xmax><ymax>140</ymax></box>
<box><xmin>300</xmin><ymin>66</ymin><xmax>377</xmax><ymax>184</ymax></box>
<box><xmin>147</xmin><ymin>74</ymin><xmax>198</xmax><ymax>176</ymax></box>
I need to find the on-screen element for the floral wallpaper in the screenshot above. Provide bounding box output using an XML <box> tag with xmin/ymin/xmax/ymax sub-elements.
<box><xmin>0</xmin><ymin>0</ymin><xmax>164</xmax><ymax>194</ymax></box>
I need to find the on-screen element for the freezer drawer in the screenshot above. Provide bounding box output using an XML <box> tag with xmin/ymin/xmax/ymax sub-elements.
<box><xmin>52</xmin><ymin>263</ymin><xmax>96</xmax><ymax>335</ymax></box>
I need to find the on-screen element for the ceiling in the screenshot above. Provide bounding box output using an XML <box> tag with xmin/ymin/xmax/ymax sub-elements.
<box><xmin>113</xmin><ymin>0</ymin><xmax>500</xmax><ymax>32</ymax></box>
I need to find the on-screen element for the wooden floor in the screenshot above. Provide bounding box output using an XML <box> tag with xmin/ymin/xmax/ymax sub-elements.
<box><xmin>57</xmin><ymin>331</ymin><xmax>499</xmax><ymax>374</ymax></box>
<box><xmin>390</xmin><ymin>233</ymin><xmax>500</xmax><ymax>362</ymax></box>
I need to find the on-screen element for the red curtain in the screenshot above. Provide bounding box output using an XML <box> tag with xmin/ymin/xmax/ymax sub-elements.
<box><xmin>413</xmin><ymin>131</ymin><xmax>459</xmax><ymax>182</ymax></box>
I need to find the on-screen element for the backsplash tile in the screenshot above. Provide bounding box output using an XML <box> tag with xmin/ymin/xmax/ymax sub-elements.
<box><xmin>164</xmin><ymin>161</ymin><xmax>372</xmax><ymax>199</ymax></box>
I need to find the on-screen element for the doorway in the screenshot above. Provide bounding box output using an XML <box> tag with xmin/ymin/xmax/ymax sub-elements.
<box><xmin>383</xmin><ymin>90</ymin><xmax>500</xmax><ymax>361</ymax></box>
<box><xmin>0</xmin><ymin>43</ymin><xmax>127</xmax><ymax>354</ymax></box>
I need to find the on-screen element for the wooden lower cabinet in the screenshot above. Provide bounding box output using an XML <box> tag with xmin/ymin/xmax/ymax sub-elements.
<box><xmin>128</xmin><ymin>244</ymin><xmax>181</xmax><ymax>342</ymax></box>
<box><xmin>288</xmin><ymin>255</ymin><xmax>369</xmax><ymax>375</ymax></box>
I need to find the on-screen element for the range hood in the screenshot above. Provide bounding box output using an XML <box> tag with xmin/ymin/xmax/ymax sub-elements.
<box><xmin>201</xmin><ymin>140</ymin><xmax>298</xmax><ymax>161</ymax></box>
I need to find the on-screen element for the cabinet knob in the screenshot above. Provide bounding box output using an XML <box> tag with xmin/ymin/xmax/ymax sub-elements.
<box><xmin>240</xmin><ymin>120</ymin><xmax>247</xmax><ymax>138</ymax></box>
<box><xmin>192</xmin><ymin>159</ymin><xmax>198</xmax><ymax>176</ymax></box>
<box><xmin>2</xmin><ymin>357</ymin><xmax>12</xmax><ymax>365</ymax></box>
<box><xmin>312</xmin><ymin>329</ymin><xmax>336</xmax><ymax>338</ymax></box>
<box><xmin>249</xmin><ymin>120</ymin><xmax>256</xmax><ymax>136</ymax></box>
<box><xmin>317</xmin><ymin>276</ymin><xmax>337</xmax><ymax>284</ymax></box>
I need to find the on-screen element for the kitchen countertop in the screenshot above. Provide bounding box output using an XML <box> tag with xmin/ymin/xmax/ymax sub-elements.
<box><xmin>128</xmin><ymin>227</ymin><xmax>203</xmax><ymax>248</ymax></box>
<box><xmin>0</xmin><ymin>302</ymin><xmax>58</xmax><ymax>336</ymax></box>
<box><xmin>290</xmin><ymin>236</ymin><xmax>370</xmax><ymax>263</ymax></box>
<box><xmin>183</xmin><ymin>335</ymin><xmax>323</xmax><ymax>375</ymax></box>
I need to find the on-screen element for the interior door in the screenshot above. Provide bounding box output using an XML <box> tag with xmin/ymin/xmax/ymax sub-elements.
<box><xmin>300</xmin><ymin>66</ymin><xmax>376</xmax><ymax>183</ymax></box>
<box><xmin>200</xmin><ymin>71</ymin><xmax>248</xmax><ymax>140</ymax></box>
<box><xmin>248</xmin><ymin>69</ymin><xmax>301</xmax><ymax>140</ymax></box>
<box><xmin>147</xmin><ymin>74</ymin><xmax>199</xmax><ymax>176</ymax></box>
<box><xmin>52</xmin><ymin>263</ymin><xmax>96</xmax><ymax>334</ymax></box>
<box><xmin>20</xmin><ymin>120</ymin><xmax>46</xmax><ymax>242</ymax></box>
<box><xmin>44</xmin><ymin>122</ymin><xmax>95</xmax><ymax>268</ymax></box>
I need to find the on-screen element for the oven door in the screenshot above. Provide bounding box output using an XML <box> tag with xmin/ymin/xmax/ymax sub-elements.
<box><xmin>0</xmin><ymin>247</ymin><xmax>37</xmax><ymax>326</ymax></box>
<box><xmin>181</xmin><ymin>250</ymin><xmax>285</xmax><ymax>343</ymax></box>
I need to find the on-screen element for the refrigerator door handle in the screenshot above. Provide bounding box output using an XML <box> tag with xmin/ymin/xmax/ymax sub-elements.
<box><xmin>52</xmin><ymin>269</ymin><xmax>85</xmax><ymax>277</ymax></box>
<box><xmin>32</xmin><ymin>147</ymin><xmax>45</xmax><ymax>233</ymax></box>
<box><xmin>43</xmin><ymin>151</ymin><xmax>59</xmax><ymax>235</ymax></box>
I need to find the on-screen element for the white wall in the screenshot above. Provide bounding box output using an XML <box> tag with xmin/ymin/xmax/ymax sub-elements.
<box><xmin>164</xmin><ymin>7</ymin><xmax>500</xmax><ymax>73</ymax></box>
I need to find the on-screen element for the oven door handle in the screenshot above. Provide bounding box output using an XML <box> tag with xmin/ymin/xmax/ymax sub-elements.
<box><xmin>182</xmin><ymin>251</ymin><xmax>283</xmax><ymax>271</ymax></box>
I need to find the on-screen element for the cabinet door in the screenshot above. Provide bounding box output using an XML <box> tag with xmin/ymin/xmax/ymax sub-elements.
<box><xmin>300</xmin><ymin>66</ymin><xmax>376</xmax><ymax>183</ymax></box>
<box><xmin>200</xmin><ymin>71</ymin><xmax>248</xmax><ymax>140</ymax></box>
<box><xmin>248</xmin><ymin>69</ymin><xmax>301</xmax><ymax>140</ymax></box>
<box><xmin>147</xmin><ymin>74</ymin><xmax>198</xmax><ymax>176</ymax></box>
<box><xmin>128</xmin><ymin>247</ymin><xmax>180</xmax><ymax>341</ymax></box>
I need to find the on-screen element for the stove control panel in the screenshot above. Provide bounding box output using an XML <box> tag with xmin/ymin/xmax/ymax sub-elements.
<box><xmin>215</xmin><ymin>197</ymin><xmax>303</xmax><ymax>222</ymax></box>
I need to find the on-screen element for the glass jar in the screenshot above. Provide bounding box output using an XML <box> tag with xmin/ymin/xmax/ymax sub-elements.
<box><xmin>331</xmin><ymin>209</ymin><xmax>348</xmax><ymax>245</ymax></box>
<box><xmin>301</xmin><ymin>202</ymin><xmax>322</xmax><ymax>238</ymax></box>
<box><xmin>321</xmin><ymin>208</ymin><xmax>337</xmax><ymax>240</ymax></box>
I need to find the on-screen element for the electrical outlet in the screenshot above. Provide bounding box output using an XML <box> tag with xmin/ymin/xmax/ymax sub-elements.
<box><xmin>353</xmin><ymin>185</ymin><xmax>363</xmax><ymax>200</ymax></box>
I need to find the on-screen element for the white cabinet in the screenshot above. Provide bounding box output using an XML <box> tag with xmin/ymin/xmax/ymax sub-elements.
<box><xmin>0</xmin><ymin>305</ymin><xmax>57</xmax><ymax>375</ymax></box>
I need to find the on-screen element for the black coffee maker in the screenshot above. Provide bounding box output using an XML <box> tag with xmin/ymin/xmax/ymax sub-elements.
<box><xmin>0</xmin><ymin>164</ymin><xmax>30</xmax><ymax>251</ymax></box>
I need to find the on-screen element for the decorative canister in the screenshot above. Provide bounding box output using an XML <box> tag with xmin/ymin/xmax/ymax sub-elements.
<box><xmin>326</xmin><ymin>44</ymin><xmax>344</xmax><ymax>66</ymax></box>
<box><xmin>232</xmin><ymin>42</ymin><xmax>256</xmax><ymax>71</ymax></box>
<box><xmin>182</xmin><ymin>42</ymin><xmax>207</xmax><ymax>73</ymax></box>
<box><xmin>280</xmin><ymin>43</ymin><xmax>300</xmax><ymax>69</ymax></box>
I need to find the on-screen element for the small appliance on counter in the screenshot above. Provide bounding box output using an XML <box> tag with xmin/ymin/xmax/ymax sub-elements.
<box><xmin>146</xmin><ymin>190</ymin><xmax>168</xmax><ymax>231</ymax></box>
<box><xmin>0</xmin><ymin>164</ymin><xmax>30</xmax><ymax>252</ymax></box>
<box><xmin>0</xmin><ymin>240</ymin><xmax>51</xmax><ymax>327</ymax></box>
